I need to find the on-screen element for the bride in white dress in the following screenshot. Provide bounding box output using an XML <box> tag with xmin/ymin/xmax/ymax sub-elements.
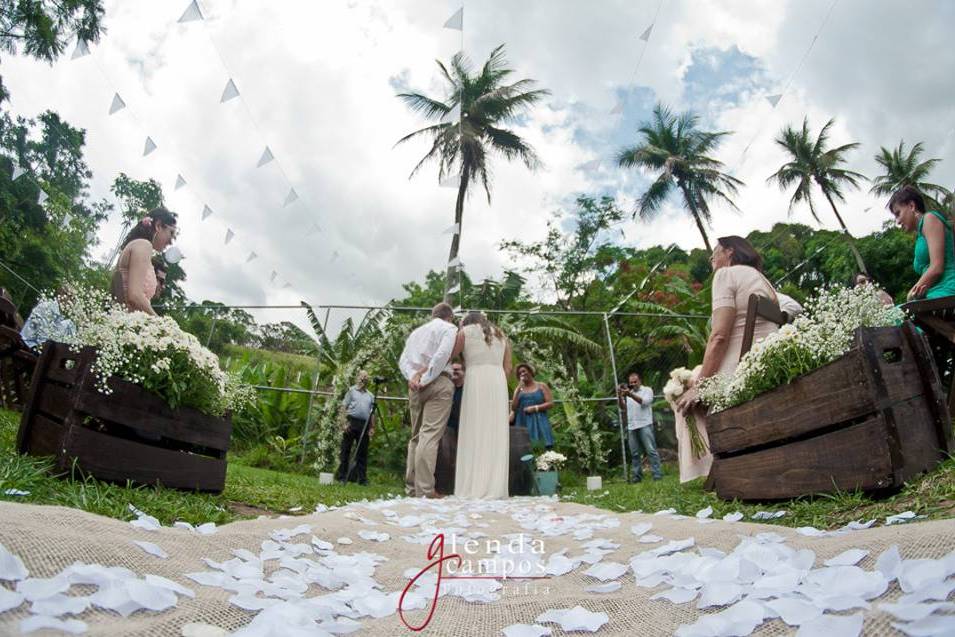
<box><xmin>451</xmin><ymin>311</ymin><xmax>512</xmax><ymax>499</ymax></box>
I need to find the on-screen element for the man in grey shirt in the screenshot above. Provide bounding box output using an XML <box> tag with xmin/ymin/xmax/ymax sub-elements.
<box><xmin>336</xmin><ymin>370</ymin><xmax>375</xmax><ymax>485</ymax></box>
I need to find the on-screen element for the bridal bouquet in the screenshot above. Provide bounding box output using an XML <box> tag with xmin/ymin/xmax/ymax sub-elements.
<box><xmin>664</xmin><ymin>366</ymin><xmax>708</xmax><ymax>459</ymax></box>
<box><xmin>58</xmin><ymin>286</ymin><xmax>252</xmax><ymax>417</ymax></box>
<box><xmin>536</xmin><ymin>451</ymin><xmax>567</xmax><ymax>472</ymax></box>
<box><xmin>698</xmin><ymin>284</ymin><xmax>904</xmax><ymax>412</ymax></box>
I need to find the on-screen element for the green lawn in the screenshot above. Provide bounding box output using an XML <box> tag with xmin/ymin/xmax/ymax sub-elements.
<box><xmin>1</xmin><ymin>407</ymin><xmax>953</xmax><ymax>530</ymax></box>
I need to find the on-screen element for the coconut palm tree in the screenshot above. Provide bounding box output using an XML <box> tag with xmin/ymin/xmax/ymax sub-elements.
<box><xmin>767</xmin><ymin>118</ymin><xmax>869</xmax><ymax>273</ymax></box>
<box><xmin>395</xmin><ymin>44</ymin><xmax>549</xmax><ymax>302</ymax></box>
<box><xmin>617</xmin><ymin>103</ymin><xmax>743</xmax><ymax>252</ymax></box>
<box><xmin>870</xmin><ymin>140</ymin><xmax>951</xmax><ymax>209</ymax></box>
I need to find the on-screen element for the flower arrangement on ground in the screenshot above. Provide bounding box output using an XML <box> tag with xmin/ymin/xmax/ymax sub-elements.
<box><xmin>56</xmin><ymin>286</ymin><xmax>252</xmax><ymax>418</ymax></box>
<box><xmin>698</xmin><ymin>284</ymin><xmax>905</xmax><ymax>412</ymax></box>
<box><xmin>535</xmin><ymin>450</ymin><xmax>567</xmax><ymax>472</ymax></box>
<box><xmin>664</xmin><ymin>365</ymin><xmax>708</xmax><ymax>458</ymax></box>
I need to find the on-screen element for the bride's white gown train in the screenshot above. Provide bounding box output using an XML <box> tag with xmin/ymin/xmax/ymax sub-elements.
<box><xmin>454</xmin><ymin>324</ymin><xmax>510</xmax><ymax>499</ymax></box>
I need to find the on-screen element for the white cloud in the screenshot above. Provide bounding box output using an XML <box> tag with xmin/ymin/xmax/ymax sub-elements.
<box><xmin>2</xmin><ymin>0</ymin><xmax>953</xmax><ymax>333</ymax></box>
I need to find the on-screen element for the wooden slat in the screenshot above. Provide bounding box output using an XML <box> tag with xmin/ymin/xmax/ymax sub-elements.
<box><xmin>35</xmin><ymin>383</ymin><xmax>75</xmax><ymax>422</ymax></box>
<box><xmin>23</xmin><ymin>413</ymin><xmax>68</xmax><ymax>458</ymax></box>
<box><xmin>74</xmin><ymin>389</ymin><xmax>231</xmax><ymax>452</ymax></box>
<box><xmin>902</xmin><ymin>296</ymin><xmax>955</xmax><ymax>316</ymax></box>
<box><xmin>16</xmin><ymin>343</ymin><xmax>57</xmax><ymax>454</ymax></box>
<box><xmin>710</xmin><ymin>417</ymin><xmax>895</xmax><ymax>500</ymax></box>
<box><xmin>917</xmin><ymin>316</ymin><xmax>955</xmax><ymax>345</ymax></box>
<box><xmin>40</xmin><ymin>343</ymin><xmax>87</xmax><ymax>385</ymax></box>
<box><xmin>63</xmin><ymin>425</ymin><xmax>226</xmax><ymax>492</ymax></box>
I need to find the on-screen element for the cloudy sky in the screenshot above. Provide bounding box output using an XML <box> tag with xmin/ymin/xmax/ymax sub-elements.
<box><xmin>5</xmin><ymin>0</ymin><xmax>955</xmax><ymax>331</ymax></box>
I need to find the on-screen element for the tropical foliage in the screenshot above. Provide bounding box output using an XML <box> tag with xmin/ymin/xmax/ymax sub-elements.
<box><xmin>617</xmin><ymin>103</ymin><xmax>742</xmax><ymax>251</ymax></box>
<box><xmin>870</xmin><ymin>140</ymin><xmax>951</xmax><ymax>210</ymax></box>
<box><xmin>396</xmin><ymin>44</ymin><xmax>549</xmax><ymax>300</ymax></box>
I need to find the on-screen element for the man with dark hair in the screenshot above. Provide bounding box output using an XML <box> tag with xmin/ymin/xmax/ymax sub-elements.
<box><xmin>399</xmin><ymin>302</ymin><xmax>458</xmax><ymax>498</ymax></box>
<box><xmin>618</xmin><ymin>371</ymin><xmax>662</xmax><ymax>483</ymax></box>
<box><xmin>151</xmin><ymin>256</ymin><xmax>168</xmax><ymax>300</ymax></box>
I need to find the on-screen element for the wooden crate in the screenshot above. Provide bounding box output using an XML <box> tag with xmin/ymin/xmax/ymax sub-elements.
<box><xmin>0</xmin><ymin>296</ymin><xmax>36</xmax><ymax>411</ymax></box>
<box><xmin>17</xmin><ymin>341</ymin><xmax>232</xmax><ymax>493</ymax></box>
<box><xmin>706</xmin><ymin>323</ymin><xmax>952</xmax><ymax>501</ymax></box>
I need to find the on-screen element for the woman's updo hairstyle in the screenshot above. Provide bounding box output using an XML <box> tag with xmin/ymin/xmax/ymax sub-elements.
<box><xmin>120</xmin><ymin>206</ymin><xmax>178</xmax><ymax>248</ymax></box>
<box><xmin>716</xmin><ymin>235</ymin><xmax>763</xmax><ymax>271</ymax></box>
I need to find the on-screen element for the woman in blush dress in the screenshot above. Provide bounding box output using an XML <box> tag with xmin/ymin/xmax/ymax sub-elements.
<box><xmin>111</xmin><ymin>207</ymin><xmax>178</xmax><ymax>315</ymax></box>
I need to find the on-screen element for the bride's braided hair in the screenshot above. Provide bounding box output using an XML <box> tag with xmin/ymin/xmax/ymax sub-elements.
<box><xmin>462</xmin><ymin>310</ymin><xmax>503</xmax><ymax>345</ymax></box>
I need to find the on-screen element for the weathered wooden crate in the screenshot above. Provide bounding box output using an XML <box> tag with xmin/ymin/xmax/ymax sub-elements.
<box><xmin>0</xmin><ymin>296</ymin><xmax>36</xmax><ymax>411</ymax></box>
<box><xmin>707</xmin><ymin>323</ymin><xmax>952</xmax><ymax>501</ymax></box>
<box><xmin>17</xmin><ymin>341</ymin><xmax>232</xmax><ymax>492</ymax></box>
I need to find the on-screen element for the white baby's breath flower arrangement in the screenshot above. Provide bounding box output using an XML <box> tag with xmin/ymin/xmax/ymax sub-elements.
<box><xmin>58</xmin><ymin>286</ymin><xmax>252</xmax><ymax>418</ymax></box>
<box><xmin>698</xmin><ymin>284</ymin><xmax>904</xmax><ymax>412</ymax></box>
<box><xmin>535</xmin><ymin>450</ymin><xmax>567</xmax><ymax>472</ymax></box>
<box><xmin>664</xmin><ymin>365</ymin><xmax>708</xmax><ymax>458</ymax></box>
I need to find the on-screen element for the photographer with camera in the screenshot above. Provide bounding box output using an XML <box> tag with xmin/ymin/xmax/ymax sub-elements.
<box><xmin>336</xmin><ymin>370</ymin><xmax>376</xmax><ymax>485</ymax></box>
<box><xmin>617</xmin><ymin>371</ymin><xmax>662</xmax><ymax>483</ymax></box>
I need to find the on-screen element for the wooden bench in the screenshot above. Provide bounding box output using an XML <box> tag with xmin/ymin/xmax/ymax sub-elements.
<box><xmin>0</xmin><ymin>294</ymin><xmax>36</xmax><ymax>411</ymax></box>
<box><xmin>902</xmin><ymin>296</ymin><xmax>955</xmax><ymax>413</ymax></box>
<box><xmin>739</xmin><ymin>294</ymin><xmax>788</xmax><ymax>360</ymax></box>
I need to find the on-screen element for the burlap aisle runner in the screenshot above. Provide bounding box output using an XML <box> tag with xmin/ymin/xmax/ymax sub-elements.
<box><xmin>1</xmin><ymin>498</ymin><xmax>953</xmax><ymax>636</ymax></box>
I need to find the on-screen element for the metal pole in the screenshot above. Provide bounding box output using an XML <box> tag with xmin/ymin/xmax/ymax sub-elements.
<box><xmin>602</xmin><ymin>312</ymin><xmax>629</xmax><ymax>482</ymax></box>
<box><xmin>300</xmin><ymin>307</ymin><xmax>331</xmax><ymax>463</ymax></box>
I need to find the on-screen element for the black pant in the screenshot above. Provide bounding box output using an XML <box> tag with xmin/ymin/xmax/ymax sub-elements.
<box><xmin>336</xmin><ymin>416</ymin><xmax>370</xmax><ymax>484</ymax></box>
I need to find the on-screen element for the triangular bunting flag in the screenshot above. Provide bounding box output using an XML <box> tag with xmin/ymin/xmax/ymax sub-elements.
<box><xmin>257</xmin><ymin>146</ymin><xmax>274</xmax><ymax>168</ymax></box>
<box><xmin>245</xmin><ymin>252</ymin><xmax>258</xmax><ymax>263</ymax></box>
<box><xmin>71</xmin><ymin>39</ymin><xmax>90</xmax><ymax>60</ymax></box>
<box><xmin>306</xmin><ymin>222</ymin><xmax>321</xmax><ymax>236</ymax></box>
<box><xmin>579</xmin><ymin>159</ymin><xmax>601</xmax><ymax>171</ymax></box>
<box><xmin>765</xmin><ymin>94</ymin><xmax>782</xmax><ymax>108</ymax></box>
<box><xmin>442</xmin><ymin>223</ymin><xmax>460</xmax><ymax>236</ymax></box>
<box><xmin>225</xmin><ymin>229</ymin><xmax>235</xmax><ymax>245</ymax></box>
<box><xmin>108</xmin><ymin>93</ymin><xmax>126</xmax><ymax>115</ymax></box>
<box><xmin>639</xmin><ymin>24</ymin><xmax>654</xmax><ymax>42</ymax></box>
<box><xmin>330</xmin><ymin>251</ymin><xmax>340</xmax><ymax>262</ymax></box>
<box><xmin>283</xmin><ymin>188</ymin><xmax>298</xmax><ymax>207</ymax></box>
<box><xmin>282</xmin><ymin>282</ymin><xmax>292</xmax><ymax>289</ymax></box>
<box><xmin>220</xmin><ymin>79</ymin><xmax>240</xmax><ymax>103</ymax></box>
<box><xmin>174</xmin><ymin>174</ymin><xmax>187</xmax><ymax>190</ymax></box>
<box><xmin>178</xmin><ymin>0</ymin><xmax>203</xmax><ymax>23</ymax></box>
<box><xmin>201</xmin><ymin>204</ymin><xmax>214</xmax><ymax>220</ymax></box>
<box><xmin>143</xmin><ymin>137</ymin><xmax>158</xmax><ymax>156</ymax></box>
<box><xmin>447</xmin><ymin>283</ymin><xmax>460</xmax><ymax>295</ymax></box>
<box><xmin>863</xmin><ymin>206</ymin><xmax>872</xmax><ymax>212</ymax></box>
<box><xmin>440</xmin><ymin>173</ymin><xmax>461</xmax><ymax>188</ymax></box>
<box><xmin>11</xmin><ymin>163</ymin><xmax>25</xmax><ymax>181</ymax></box>
<box><xmin>37</xmin><ymin>190</ymin><xmax>48</xmax><ymax>206</ymax></box>
<box><xmin>443</xmin><ymin>7</ymin><xmax>463</xmax><ymax>30</ymax></box>
<box><xmin>270</xmin><ymin>271</ymin><xmax>278</xmax><ymax>283</ymax></box>
<box><xmin>610</xmin><ymin>101</ymin><xmax>624</xmax><ymax>115</ymax></box>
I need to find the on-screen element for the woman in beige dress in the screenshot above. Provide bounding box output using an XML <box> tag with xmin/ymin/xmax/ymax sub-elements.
<box><xmin>673</xmin><ymin>236</ymin><xmax>780</xmax><ymax>482</ymax></box>
<box><xmin>451</xmin><ymin>311</ymin><xmax>512</xmax><ymax>499</ymax></box>
<box><xmin>111</xmin><ymin>207</ymin><xmax>178</xmax><ymax>314</ymax></box>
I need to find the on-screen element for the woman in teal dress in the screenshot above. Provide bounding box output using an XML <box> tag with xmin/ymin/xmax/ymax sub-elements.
<box><xmin>511</xmin><ymin>363</ymin><xmax>555</xmax><ymax>449</ymax></box>
<box><xmin>889</xmin><ymin>186</ymin><xmax>955</xmax><ymax>300</ymax></box>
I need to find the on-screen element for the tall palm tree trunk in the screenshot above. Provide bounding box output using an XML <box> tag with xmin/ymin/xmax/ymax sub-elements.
<box><xmin>443</xmin><ymin>172</ymin><xmax>468</xmax><ymax>303</ymax></box>
<box><xmin>821</xmin><ymin>189</ymin><xmax>868</xmax><ymax>275</ymax></box>
<box><xmin>679</xmin><ymin>183</ymin><xmax>713</xmax><ymax>252</ymax></box>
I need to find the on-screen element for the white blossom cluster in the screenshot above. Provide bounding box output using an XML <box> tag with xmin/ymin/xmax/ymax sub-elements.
<box><xmin>535</xmin><ymin>450</ymin><xmax>567</xmax><ymax>472</ymax></box>
<box><xmin>699</xmin><ymin>284</ymin><xmax>905</xmax><ymax>412</ymax></box>
<box><xmin>663</xmin><ymin>366</ymin><xmax>695</xmax><ymax>402</ymax></box>
<box><xmin>57</xmin><ymin>286</ymin><xmax>252</xmax><ymax>416</ymax></box>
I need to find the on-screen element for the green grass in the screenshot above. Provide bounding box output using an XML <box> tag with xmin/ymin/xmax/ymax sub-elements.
<box><xmin>0</xmin><ymin>409</ymin><xmax>402</xmax><ymax>526</ymax></box>
<box><xmin>2</xmin><ymin>406</ymin><xmax>954</xmax><ymax>531</ymax></box>
<box><xmin>560</xmin><ymin>459</ymin><xmax>955</xmax><ymax>529</ymax></box>
<box><xmin>221</xmin><ymin>344</ymin><xmax>318</xmax><ymax>374</ymax></box>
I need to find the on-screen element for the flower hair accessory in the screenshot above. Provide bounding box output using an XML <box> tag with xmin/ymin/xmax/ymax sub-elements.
<box><xmin>140</xmin><ymin>217</ymin><xmax>154</xmax><ymax>227</ymax></box>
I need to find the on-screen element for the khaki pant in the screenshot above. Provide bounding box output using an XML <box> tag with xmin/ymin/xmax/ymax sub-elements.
<box><xmin>405</xmin><ymin>375</ymin><xmax>454</xmax><ymax>497</ymax></box>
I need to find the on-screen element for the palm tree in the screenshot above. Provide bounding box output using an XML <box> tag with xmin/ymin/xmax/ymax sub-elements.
<box><xmin>617</xmin><ymin>104</ymin><xmax>743</xmax><ymax>252</ymax></box>
<box><xmin>767</xmin><ymin>118</ymin><xmax>869</xmax><ymax>273</ymax></box>
<box><xmin>396</xmin><ymin>45</ymin><xmax>549</xmax><ymax>302</ymax></box>
<box><xmin>870</xmin><ymin>140</ymin><xmax>951</xmax><ymax>209</ymax></box>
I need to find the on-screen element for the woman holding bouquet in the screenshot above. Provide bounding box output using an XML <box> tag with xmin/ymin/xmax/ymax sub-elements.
<box><xmin>111</xmin><ymin>208</ymin><xmax>178</xmax><ymax>315</ymax></box>
<box><xmin>672</xmin><ymin>236</ymin><xmax>781</xmax><ymax>482</ymax></box>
